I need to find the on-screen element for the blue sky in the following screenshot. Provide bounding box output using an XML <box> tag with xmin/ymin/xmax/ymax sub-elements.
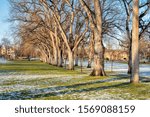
<box><xmin>0</xmin><ymin>0</ymin><xmax>11</xmax><ymax>42</ymax></box>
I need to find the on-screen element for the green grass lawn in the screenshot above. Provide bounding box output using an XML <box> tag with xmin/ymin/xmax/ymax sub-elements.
<box><xmin>0</xmin><ymin>60</ymin><xmax>150</xmax><ymax>100</ymax></box>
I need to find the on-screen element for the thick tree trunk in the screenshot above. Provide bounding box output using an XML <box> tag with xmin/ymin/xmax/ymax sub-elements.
<box><xmin>68</xmin><ymin>50</ymin><xmax>74</xmax><ymax>70</ymax></box>
<box><xmin>53</xmin><ymin>47</ymin><xmax>58</xmax><ymax>66</ymax></box>
<box><xmin>91</xmin><ymin>0</ymin><xmax>106</xmax><ymax>76</ymax></box>
<box><xmin>90</xmin><ymin>31</ymin><xmax>106</xmax><ymax>76</ymax></box>
<box><xmin>79</xmin><ymin>0</ymin><xmax>106</xmax><ymax>76</ymax></box>
<box><xmin>57</xmin><ymin>49</ymin><xmax>63</xmax><ymax>67</ymax></box>
<box><xmin>50</xmin><ymin>32</ymin><xmax>58</xmax><ymax>66</ymax></box>
<box><xmin>90</xmin><ymin>54</ymin><xmax>106</xmax><ymax>76</ymax></box>
<box><xmin>131</xmin><ymin>0</ymin><xmax>139</xmax><ymax>83</ymax></box>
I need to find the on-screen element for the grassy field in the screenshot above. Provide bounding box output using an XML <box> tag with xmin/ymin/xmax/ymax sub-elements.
<box><xmin>0</xmin><ymin>60</ymin><xmax>150</xmax><ymax>100</ymax></box>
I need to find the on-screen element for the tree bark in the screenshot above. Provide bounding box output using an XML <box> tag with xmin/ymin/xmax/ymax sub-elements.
<box><xmin>90</xmin><ymin>30</ymin><xmax>106</xmax><ymax>76</ymax></box>
<box><xmin>91</xmin><ymin>0</ymin><xmax>106</xmax><ymax>76</ymax></box>
<box><xmin>74</xmin><ymin>48</ymin><xmax>79</xmax><ymax>66</ymax></box>
<box><xmin>87</xmin><ymin>32</ymin><xmax>94</xmax><ymax>68</ymax></box>
<box><xmin>87</xmin><ymin>58</ymin><xmax>92</xmax><ymax>68</ymax></box>
<box><xmin>68</xmin><ymin>50</ymin><xmax>74</xmax><ymax>70</ymax></box>
<box><xmin>79</xmin><ymin>0</ymin><xmax>106</xmax><ymax>76</ymax></box>
<box><xmin>131</xmin><ymin>0</ymin><xmax>139</xmax><ymax>83</ymax></box>
<box><xmin>128</xmin><ymin>42</ymin><xmax>132</xmax><ymax>74</ymax></box>
<box><xmin>57</xmin><ymin>48</ymin><xmax>63</xmax><ymax>67</ymax></box>
<box><xmin>122</xmin><ymin>0</ymin><xmax>132</xmax><ymax>74</ymax></box>
<box><xmin>53</xmin><ymin>46</ymin><xmax>58</xmax><ymax>66</ymax></box>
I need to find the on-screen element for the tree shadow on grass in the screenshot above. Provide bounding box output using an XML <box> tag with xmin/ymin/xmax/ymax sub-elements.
<box><xmin>140</xmin><ymin>77</ymin><xmax>150</xmax><ymax>83</ymax></box>
<box><xmin>0</xmin><ymin>76</ymin><xmax>129</xmax><ymax>100</ymax></box>
<box><xmin>112</xmin><ymin>74</ymin><xmax>150</xmax><ymax>83</ymax></box>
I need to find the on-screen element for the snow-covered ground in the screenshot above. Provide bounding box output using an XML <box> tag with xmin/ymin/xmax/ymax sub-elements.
<box><xmin>79</xmin><ymin>61</ymin><xmax>150</xmax><ymax>78</ymax></box>
<box><xmin>0</xmin><ymin>60</ymin><xmax>149</xmax><ymax>100</ymax></box>
<box><xmin>104</xmin><ymin>62</ymin><xmax>150</xmax><ymax>77</ymax></box>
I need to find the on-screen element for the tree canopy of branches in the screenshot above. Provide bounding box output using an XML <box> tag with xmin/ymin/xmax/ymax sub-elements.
<box><xmin>8</xmin><ymin>0</ymin><xmax>150</xmax><ymax>80</ymax></box>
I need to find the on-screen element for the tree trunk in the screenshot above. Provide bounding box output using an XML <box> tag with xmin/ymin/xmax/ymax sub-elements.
<box><xmin>87</xmin><ymin>58</ymin><xmax>92</xmax><ymax>68</ymax></box>
<box><xmin>40</xmin><ymin>50</ymin><xmax>47</xmax><ymax>63</ymax></box>
<box><xmin>90</xmin><ymin>54</ymin><xmax>106</xmax><ymax>76</ymax></box>
<box><xmin>131</xmin><ymin>0</ymin><xmax>139</xmax><ymax>83</ymax></box>
<box><xmin>75</xmin><ymin>55</ymin><xmax>79</xmax><ymax>66</ymax></box>
<box><xmin>68</xmin><ymin>50</ymin><xmax>74</xmax><ymax>70</ymax></box>
<box><xmin>87</xmin><ymin>32</ymin><xmax>94</xmax><ymax>68</ymax></box>
<box><xmin>80</xmin><ymin>57</ymin><xmax>83</xmax><ymax>73</ymax></box>
<box><xmin>87</xmin><ymin>47</ymin><xmax>93</xmax><ymax>68</ymax></box>
<box><xmin>74</xmin><ymin>48</ymin><xmax>79</xmax><ymax>66</ymax></box>
<box><xmin>50</xmin><ymin>32</ymin><xmax>58</xmax><ymax>66</ymax></box>
<box><xmin>53</xmin><ymin>46</ymin><xmax>58</xmax><ymax>66</ymax></box>
<box><xmin>128</xmin><ymin>41</ymin><xmax>132</xmax><ymax>74</ymax></box>
<box><xmin>57</xmin><ymin>49</ymin><xmax>63</xmax><ymax>67</ymax></box>
<box><xmin>90</xmin><ymin>31</ymin><xmax>106</xmax><ymax>76</ymax></box>
<box><xmin>79</xmin><ymin>0</ymin><xmax>106</xmax><ymax>76</ymax></box>
<box><xmin>123</xmin><ymin>0</ymin><xmax>132</xmax><ymax>75</ymax></box>
<box><xmin>91</xmin><ymin>0</ymin><xmax>106</xmax><ymax>76</ymax></box>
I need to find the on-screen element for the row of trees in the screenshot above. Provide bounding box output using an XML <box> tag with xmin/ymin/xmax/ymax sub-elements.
<box><xmin>9</xmin><ymin>0</ymin><xmax>150</xmax><ymax>83</ymax></box>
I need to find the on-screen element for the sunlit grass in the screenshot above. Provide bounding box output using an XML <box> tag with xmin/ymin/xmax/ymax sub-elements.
<box><xmin>0</xmin><ymin>60</ymin><xmax>79</xmax><ymax>75</ymax></box>
<box><xmin>0</xmin><ymin>60</ymin><xmax>150</xmax><ymax>100</ymax></box>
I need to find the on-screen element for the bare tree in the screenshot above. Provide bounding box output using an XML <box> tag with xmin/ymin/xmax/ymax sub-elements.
<box><xmin>79</xmin><ymin>0</ymin><xmax>106</xmax><ymax>76</ymax></box>
<box><xmin>120</xmin><ymin>0</ymin><xmax>150</xmax><ymax>74</ymax></box>
<box><xmin>39</xmin><ymin>0</ymin><xmax>88</xmax><ymax>70</ymax></box>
